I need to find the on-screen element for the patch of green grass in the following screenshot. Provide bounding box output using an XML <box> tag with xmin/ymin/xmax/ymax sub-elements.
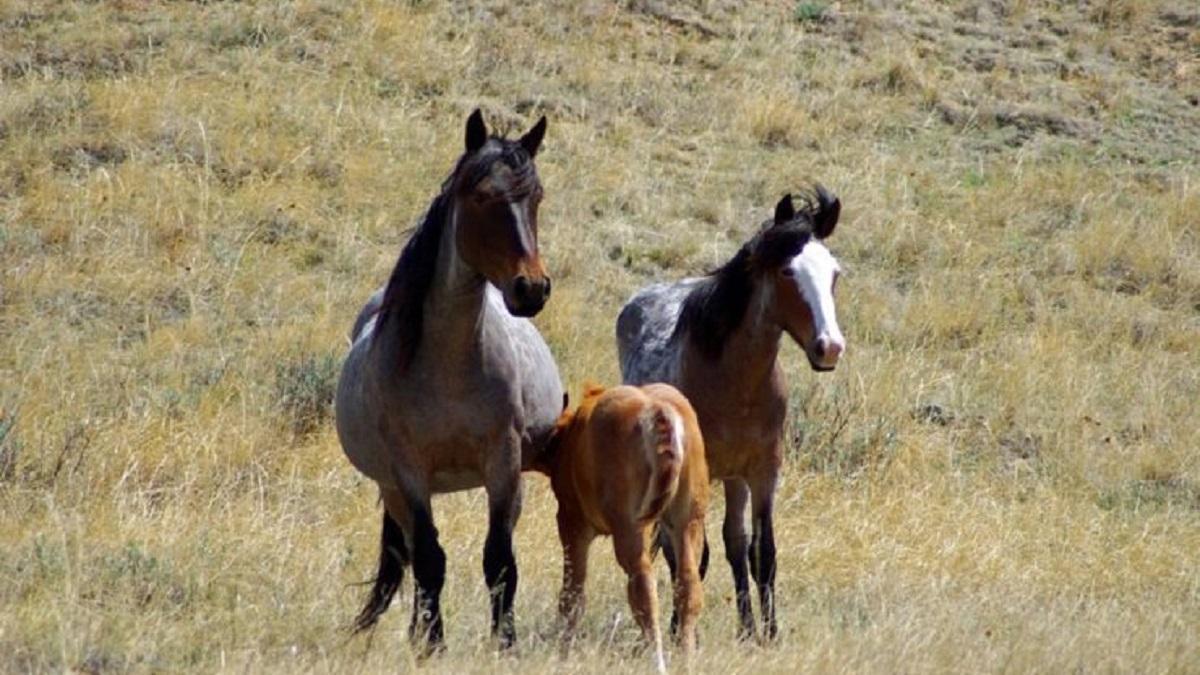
<box><xmin>274</xmin><ymin>354</ymin><xmax>339</xmax><ymax>437</ymax></box>
<box><xmin>794</xmin><ymin>1</ymin><xmax>828</xmax><ymax>23</ymax></box>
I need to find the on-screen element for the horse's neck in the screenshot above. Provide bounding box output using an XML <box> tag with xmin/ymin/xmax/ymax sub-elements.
<box><xmin>374</xmin><ymin>206</ymin><xmax>488</xmax><ymax>375</ymax></box>
<box><xmin>684</xmin><ymin>283</ymin><xmax>782</xmax><ymax>396</ymax></box>
<box><xmin>424</xmin><ymin>207</ymin><xmax>489</xmax><ymax>356</ymax></box>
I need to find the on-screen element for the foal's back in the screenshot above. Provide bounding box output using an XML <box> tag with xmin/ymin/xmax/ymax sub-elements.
<box><xmin>558</xmin><ymin>385</ymin><xmax>700</xmax><ymax>528</ymax></box>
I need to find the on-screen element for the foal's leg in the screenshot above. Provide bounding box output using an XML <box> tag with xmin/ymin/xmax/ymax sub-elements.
<box><xmin>662</xmin><ymin>527</ymin><xmax>710</xmax><ymax>637</ymax></box>
<box><xmin>748</xmin><ymin>469</ymin><xmax>780</xmax><ymax>641</ymax></box>
<box><xmin>614</xmin><ymin>526</ymin><xmax>665</xmax><ymax>674</ymax></box>
<box><xmin>556</xmin><ymin>509</ymin><xmax>593</xmax><ymax>650</ymax></box>
<box><xmin>654</xmin><ymin>525</ymin><xmax>682</xmax><ymax>637</ymax></box>
<box><xmin>668</xmin><ymin>513</ymin><xmax>706</xmax><ymax>661</ymax></box>
<box><xmin>722</xmin><ymin>479</ymin><xmax>755</xmax><ymax>640</ymax></box>
<box><xmin>483</xmin><ymin>472</ymin><xmax>523</xmax><ymax>649</ymax></box>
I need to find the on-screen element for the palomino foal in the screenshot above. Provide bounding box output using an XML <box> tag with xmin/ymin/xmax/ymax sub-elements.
<box><xmin>533</xmin><ymin>384</ymin><xmax>708</xmax><ymax>672</ymax></box>
<box><xmin>617</xmin><ymin>188</ymin><xmax>844</xmax><ymax>641</ymax></box>
<box><xmin>336</xmin><ymin>110</ymin><xmax>562</xmax><ymax>652</ymax></box>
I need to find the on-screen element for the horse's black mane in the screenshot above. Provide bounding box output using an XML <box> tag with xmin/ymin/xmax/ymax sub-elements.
<box><xmin>673</xmin><ymin>187</ymin><xmax>837</xmax><ymax>360</ymax></box>
<box><xmin>373</xmin><ymin>137</ymin><xmax>537</xmax><ymax>371</ymax></box>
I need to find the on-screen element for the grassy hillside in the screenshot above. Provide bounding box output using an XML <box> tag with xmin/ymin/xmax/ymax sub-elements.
<box><xmin>1</xmin><ymin>0</ymin><xmax>1198</xmax><ymax>672</ymax></box>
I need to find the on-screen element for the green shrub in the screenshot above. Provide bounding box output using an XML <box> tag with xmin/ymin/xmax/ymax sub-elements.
<box><xmin>794</xmin><ymin>1</ymin><xmax>828</xmax><ymax>23</ymax></box>
<box><xmin>275</xmin><ymin>354</ymin><xmax>339</xmax><ymax>437</ymax></box>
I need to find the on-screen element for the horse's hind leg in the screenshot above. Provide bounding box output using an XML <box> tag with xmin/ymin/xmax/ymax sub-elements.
<box><xmin>483</xmin><ymin>474</ymin><xmax>523</xmax><ymax>649</ymax></box>
<box><xmin>654</xmin><ymin>526</ymin><xmax>682</xmax><ymax>636</ymax></box>
<box><xmin>614</xmin><ymin>526</ymin><xmax>664</xmax><ymax>674</ymax></box>
<box><xmin>556</xmin><ymin>508</ymin><xmax>593</xmax><ymax>652</ymax></box>
<box><xmin>353</xmin><ymin>504</ymin><xmax>410</xmax><ymax>633</ymax></box>
<box><xmin>669</xmin><ymin>513</ymin><xmax>705</xmax><ymax>661</ymax></box>
<box><xmin>658</xmin><ymin>527</ymin><xmax>708</xmax><ymax>636</ymax></box>
<box><xmin>722</xmin><ymin>478</ymin><xmax>756</xmax><ymax>640</ymax></box>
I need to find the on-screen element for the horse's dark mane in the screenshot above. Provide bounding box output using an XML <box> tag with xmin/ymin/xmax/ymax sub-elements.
<box><xmin>373</xmin><ymin>137</ymin><xmax>536</xmax><ymax>372</ymax></box>
<box><xmin>673</xmin><ymin>187</ymin><xmax>835</xmax><ymax>360</ymax></box>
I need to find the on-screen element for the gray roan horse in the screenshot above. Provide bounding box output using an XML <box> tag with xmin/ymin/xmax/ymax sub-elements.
<box><xmin>336</xmin><ymin>110</ymin><xmax>563</xmax><ymax>652</ymax></box>
<box><xmin>616</xmin><ymin>188</ymin><xmax>845</xmax><ymax>641</ymax></box>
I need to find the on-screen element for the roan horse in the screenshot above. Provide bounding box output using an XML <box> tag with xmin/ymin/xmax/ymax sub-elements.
<box><xmin>533</xmin><ymin>383</ymin><xmax>708</xmax><ymax>672</ymax></box>
<box><xmin>616</xmin><ymin>188</ymin><xmax>845</xmax><ymax>641</ymax></box>
<box><xmin>335</xmin><ymin>110</ymin><xmax>563</xmax><ymax>652</ymax></box>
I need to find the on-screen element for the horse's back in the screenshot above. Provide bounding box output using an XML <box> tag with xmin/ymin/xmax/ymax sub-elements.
<box><xmin>616</xmin><ymin>279</ymin><xmax>698</xmax><ymax>386</ymax></box>
<box><xmin>350</xmin><ymin>287</ymin><xmax>386</xmax><ymax>343</ymax></box>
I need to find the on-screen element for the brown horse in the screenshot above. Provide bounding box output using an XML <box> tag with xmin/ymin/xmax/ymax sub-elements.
<box><xmin>533</xmin><ymin>383</ymin><xmax>708</xmax><ymax>672</ymax></box>
<box><xmin>616</xmin><ymin>188</ymin><xmax>844</xmax><ymax>641</ymax></box>
<box><xmin>335</xmin><ymin>110</ymin><xmax>563</xmax><ymax>652</ymax></box>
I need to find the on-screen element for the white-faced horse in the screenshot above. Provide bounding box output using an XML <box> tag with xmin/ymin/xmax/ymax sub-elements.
<box><xmin>616</xmin><ymin>188</ymin><xmax>845</xmax><ymax>641</ymax></box>
<box><xmin>336</xmin><ymin>110</ymin><xmax>562</xmax><ymax>653</ymax></box>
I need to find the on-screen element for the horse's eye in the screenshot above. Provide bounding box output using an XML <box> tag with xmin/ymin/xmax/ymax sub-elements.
<box><xmin>780</xmin><ymin>266</ymin><xmax>796</xmax><ymax>278</ymax></box>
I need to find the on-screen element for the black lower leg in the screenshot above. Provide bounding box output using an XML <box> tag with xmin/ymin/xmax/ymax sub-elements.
<box><xmin>353</xmin><ymin>510</ymin><xmax>409</xmax><ymax>632</ymax></box>
<box><xmin>483</xmin><ymin>519</ymin><xmax>518</xmax><ymax>648</ymax></box>
<box><xmin>726</xmin><ymin>538</ymin><xmax>754</xmax><ymax>639</ymax></box>
<box><xmin>749</xmin><ymin>515</ymin><xmax>778</xmax><ymax>640</ymax></box>
<box><xmin>408</xmin><ymin>509</ymin><xmax>446</xmax><ymax>653</ymax></box>
<box><xmin>724</xmin><ymin>481</ymin><xmax>755</xmax><ymax>640</ymax></box>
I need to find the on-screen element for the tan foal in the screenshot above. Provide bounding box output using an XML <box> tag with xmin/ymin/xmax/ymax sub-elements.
<box><xmin>533</xmin><ymin>383</ymin><xmax>709</xmax><ymax>672</ymax></box>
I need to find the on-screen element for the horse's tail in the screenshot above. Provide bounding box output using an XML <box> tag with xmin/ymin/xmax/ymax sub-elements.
<box><xmin>352</xmin><ymin>509</ymin><xmax>408</xmax><ymax>633</ymax></box>
<box><xmin>637</xmin><ymin>401</ymin><xmax>684</xmax><ymax>523</ymax></box>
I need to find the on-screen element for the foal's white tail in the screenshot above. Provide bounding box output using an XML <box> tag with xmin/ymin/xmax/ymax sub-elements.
<box><xmin>637</xmin><ymin>401</ymin><xmax>684</xmax><ymax>523</ymax></box>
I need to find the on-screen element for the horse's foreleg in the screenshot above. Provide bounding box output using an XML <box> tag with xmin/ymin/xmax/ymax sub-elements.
<box><xmin>407</xmin><ymin>502</ymin><xmax>446</xmax><ymax>655</ymax></box>
<box><xmin>483</xmin><ymin>475</ymin><xmax>523</xmax><ymax>650</ymax></box>
<box><xmin>748</xmin><ymin>471</ymin><xmax>779</xmax><ymax>642</ymax></box>
<box><xmin>722</xmin><ymin>479</ymin><xmax>755</xmax><ymax>640</ymax></box>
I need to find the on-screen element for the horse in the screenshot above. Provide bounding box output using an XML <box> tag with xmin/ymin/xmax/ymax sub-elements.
<box><xmin>532</xmin><ymin>384</ymin><xmax>708</xmax><ymax>672</ymax></box>
<box><xmin>335</xmin><ymin>109</ymin><xmax>563</xmax><ymax>653</ymax></box>
<box><xmin>615</xmin><ymin>187</ymin><xmax>844</xmax><ymax>641</ymax></box>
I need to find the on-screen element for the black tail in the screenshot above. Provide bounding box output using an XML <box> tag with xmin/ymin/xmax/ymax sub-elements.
<box><xmin>353</xmin><ymin>510</ymin><xmax>408</xmax><ymax>633</ymax></box>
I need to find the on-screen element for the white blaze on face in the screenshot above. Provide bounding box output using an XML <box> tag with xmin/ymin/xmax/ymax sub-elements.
<box><xmin>788</xmin><ymin>241</ymin><xmax>845</xmax><ymax>360</ymax></box>
<box><xmin>509</xmin><ymin>201</ymin><xmax>535</xmax><ymax>256</ymax></box>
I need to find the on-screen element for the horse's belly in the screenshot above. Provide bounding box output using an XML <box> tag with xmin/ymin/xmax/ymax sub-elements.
<box><xmin>430</xmin><ymin>468</ymin><xmax>484</xmax><ymax>493</ymax></box>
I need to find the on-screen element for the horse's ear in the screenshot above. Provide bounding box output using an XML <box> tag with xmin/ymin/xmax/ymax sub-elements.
<box><xmin>773</xmin><ymin>194</ymin><xmax>795</xmax><ymax>226</ymax></box>
<box><xmin>520</xmin><ymin>116</ymin><xmax>547</xmax><ymax>158</ymax></box>
<box><xmin>465</xmin><ymin>108</ymin><xmax>488</xmax><ymax>153</ymax></box>
<box><xmin>812</xmin><ymin>184</ymin><xmax>841</xmax><ymax>239</ymax></box>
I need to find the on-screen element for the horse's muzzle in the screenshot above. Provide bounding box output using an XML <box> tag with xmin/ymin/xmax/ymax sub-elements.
<box><xmin>507</xmin><ymin>274</ymin><xmax>551</xmax><ymax>317</ymax></box>
<box><xmin>807</xmin><ymin>334</ymin><xmax>844</xmax><ymax>371</ymax></box>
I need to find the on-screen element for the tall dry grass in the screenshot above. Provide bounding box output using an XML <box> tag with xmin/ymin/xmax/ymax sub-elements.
<box><xmin>1</xmin><ymin>0</ymin><xmax>1198</xmax><ymax>672</ymax></box>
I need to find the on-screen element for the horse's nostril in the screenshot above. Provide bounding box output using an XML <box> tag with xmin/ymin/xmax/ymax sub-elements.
<box><xmin>813</xmin><ymin>341</ymin><xmax>826</xmax><ymax>359</ymax></box>
<box><xmin>514</xmin><ymin>275</ymin><xmax>531</xmax><ymax>298</ymax></box>
<box><xmin>544</xmin><ymin>277</ymin><xmax>552</xmax><ymax>298</ymax></box>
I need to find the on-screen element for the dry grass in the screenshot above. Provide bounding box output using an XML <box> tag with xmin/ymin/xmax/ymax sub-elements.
<box><xmin>2</xmin><ymin>0</ymin><xmax>1198</xmax><ymax>672</ymax></box>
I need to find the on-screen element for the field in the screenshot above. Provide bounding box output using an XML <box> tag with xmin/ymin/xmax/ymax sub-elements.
<box><xmin>2</xmin><ymin>0</ymin><xmax>1199</xmax><ymax>672</ymax></box>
